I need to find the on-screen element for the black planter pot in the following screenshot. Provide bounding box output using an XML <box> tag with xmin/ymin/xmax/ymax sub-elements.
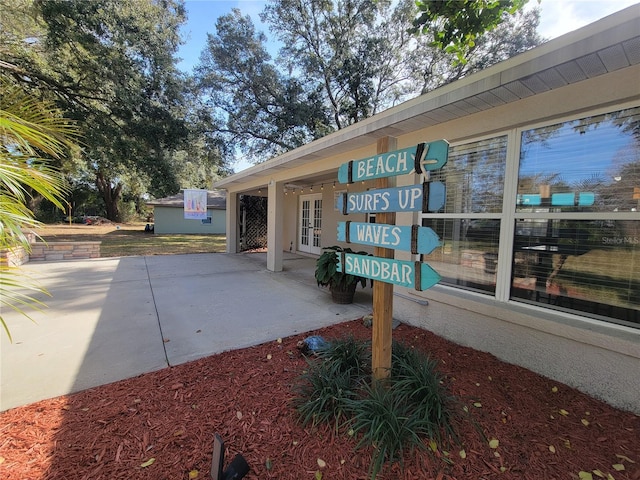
<box><xmin>330</xmin><ymin>282</ymin><xmax>357</xmax><ymax>304</ymax></box>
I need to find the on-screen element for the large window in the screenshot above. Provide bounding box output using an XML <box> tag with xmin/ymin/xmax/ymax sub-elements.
<box><xmin>513</xmin><ymin>107</ymin><xmax>639</xmax><ymax>326</ymax></box>
<box><xmin>422</xmin><ymin>136</ymin><xmax>507</xmax><ymax>294</ymax></box>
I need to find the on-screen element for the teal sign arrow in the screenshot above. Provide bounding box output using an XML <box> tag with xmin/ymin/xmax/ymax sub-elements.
<box><xmin>336</xmin><ymin>253</ymin><xmax>441</xmax><ymax>291</ymax></box>
<box><xmin>337</xmin><ymin>222</ymin><xmax>441</xmax><ymax>254</ymax></box>
<box><xmin>336</xmin><ymin>182</ymin><xmax>445</xmax><ymax>214</ymax></box>
<box><xmin>337</xmin><ymin>140</ymin><xmax>449</xmax><ymax>184</ymax></box>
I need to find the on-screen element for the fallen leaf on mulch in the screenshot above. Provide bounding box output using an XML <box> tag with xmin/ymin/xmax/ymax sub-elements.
<box><xmin>0</xmin><ymin>319</ymin><xmax>638</xmax><ymax>479</ymax></box>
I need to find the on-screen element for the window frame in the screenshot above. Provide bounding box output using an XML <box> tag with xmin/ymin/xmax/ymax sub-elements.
<box><xmin>419</xmin><ymin>100</ymin><xmax>640</xmax><ymax>327</ymax></box>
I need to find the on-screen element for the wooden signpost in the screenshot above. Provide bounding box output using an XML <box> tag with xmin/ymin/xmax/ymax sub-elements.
<box><xmin>334</xmin><ymin>137</ymin><xmax>448</xmax><ymax>380</ymax></box>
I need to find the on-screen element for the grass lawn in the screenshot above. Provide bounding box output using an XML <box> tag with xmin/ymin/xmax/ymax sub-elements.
<box><xmin>32</xmin><ymin>222</ymin><xmax>226</xmax><ymax>257</ymax></box>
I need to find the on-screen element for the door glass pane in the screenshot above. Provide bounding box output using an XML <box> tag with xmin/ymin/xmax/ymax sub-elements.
<box><xmin>301</xmin><ymin>200</ymin><xmax>310</xmax><ymax>246</ymax></box>
<box><xmin>313</xmin><ymin>199</ymin><xmax>322</xmax><ymax>247</ymax></box>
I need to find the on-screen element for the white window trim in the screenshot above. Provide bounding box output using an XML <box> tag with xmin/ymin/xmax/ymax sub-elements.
<box><xmin>416</xmin><ymin>100</ymin><xmax>640</xmax><ymax>325</ymax></box>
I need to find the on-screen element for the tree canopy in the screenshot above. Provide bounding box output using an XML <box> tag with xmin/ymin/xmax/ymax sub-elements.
<box><xmin>1</xmin><ymin>0</ymin><xmax>540</xmax><ymax>218</ymax></box>
<box><xmin>195</xmin><ymin>0</ymin><xmax>540</xmax><ymax>162</ymax></box>
<box><xmin>1</xmin><ymin>0</ymin><xmax>225</xmax><ymax>221</ymax></box>
<box><xmin>412</xmin><ymin>0</ymin><xmax>530</xmax><ymax>63</ymax></box>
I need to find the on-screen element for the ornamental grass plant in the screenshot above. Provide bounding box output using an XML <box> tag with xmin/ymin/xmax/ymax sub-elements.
<box><xmin>292</xmin><ymin>336</ymin><xmax>459</xmax><ymax>479</ymax></box>
<box><xmin>292</xmin><ymin>336</ymin><xmax>370</xmax><ymax>429</ymax></box>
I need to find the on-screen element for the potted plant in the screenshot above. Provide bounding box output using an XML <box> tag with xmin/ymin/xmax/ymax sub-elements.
<box><xmin>315</xmin><ymin>246</ymin><xmax>371</xmax><ymax>304</ymax></box>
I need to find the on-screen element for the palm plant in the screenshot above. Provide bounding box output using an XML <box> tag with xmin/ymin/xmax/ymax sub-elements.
<box><xmin>0</xmin><ymin>78</ymin><xmax>77</xmax><ymax>340</ymax></box>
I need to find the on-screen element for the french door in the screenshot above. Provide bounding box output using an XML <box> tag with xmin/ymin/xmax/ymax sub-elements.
<box><xmin>298</xmin><ymin>194</ymin><xmax>322</xmax><ymax>255</ymax></box>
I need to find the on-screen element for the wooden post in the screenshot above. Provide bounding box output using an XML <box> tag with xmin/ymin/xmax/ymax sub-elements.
<box><xmin>372</xmin><ymin>136</ymin><xmax>397</xmax><ymax>381</ymax></box>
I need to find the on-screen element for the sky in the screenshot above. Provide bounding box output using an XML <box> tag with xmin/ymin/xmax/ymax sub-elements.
<box><xmin>176</xmin><ymin>0</ymin><xmax>639</xmax><ymax>171</ymax></box>
<box><xmin>177</xmin><ymin>0</ymin><xmax>639</xmax><ymax>72</ymax></box>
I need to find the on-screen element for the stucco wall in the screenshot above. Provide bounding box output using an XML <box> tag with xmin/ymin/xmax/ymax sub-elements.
<box><xmin>393</xmin><ymin>287</ymin><xmax>640</xmax><ymax>413</ymax></box>
<box><xmin>283</xmin><ymin>193</ymin><xmax>297</xmax><ymax>252</ymax></box>
<box><xmin>153</xmin><ymin>207</ymin><xmax>225</xmax><ymax>234</ymax></box>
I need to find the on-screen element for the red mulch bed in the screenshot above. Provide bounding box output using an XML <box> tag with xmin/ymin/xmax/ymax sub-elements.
<box><xmin>1</xmin><ymin>319</ymin><xmax>638</xmax><ymax>480</ymax></box>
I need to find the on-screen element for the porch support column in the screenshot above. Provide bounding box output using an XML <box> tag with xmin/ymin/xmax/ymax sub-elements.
<box><xmin>267</xmin><ymin>179</ymin><xmax>284</xmax><ymax>272</ymax></box>
<box><xmin>225</xmin><ymin>191</ymin><xmax>239</xmax><ymax>253</ymax></box>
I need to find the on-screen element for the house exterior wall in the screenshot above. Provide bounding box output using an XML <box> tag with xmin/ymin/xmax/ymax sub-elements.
<box><xmin>217</xmin><ymin>13</ymin><xmax>640</xmax><ymax>411</ymax></box>
<box><xmin>153</xmin><ymin>207</ymin><xmax>225</xmax><ymax>234</ymax></box>
<box><xmin>393</xmin><ymin>288</ymin><xmax>640</xmax><ymax>412</ymax></box>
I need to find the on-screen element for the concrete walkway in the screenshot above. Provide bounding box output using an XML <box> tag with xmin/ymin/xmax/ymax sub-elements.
<box><xmin>0</xmin><ymin>252</ymin><xmax>372</xmax><ymax>411</ymax></box>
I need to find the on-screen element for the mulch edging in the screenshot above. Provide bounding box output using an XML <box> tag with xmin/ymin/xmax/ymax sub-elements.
<box><xmin>1</xmin><ymin>319</ymin><xmax>638</xmax><ymax>479</ymax></box>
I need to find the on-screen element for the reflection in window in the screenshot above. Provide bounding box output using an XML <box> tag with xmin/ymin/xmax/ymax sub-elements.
<box><xmin>422</xmin><ymin>218</ymin><xmax>499</xmax><ymax>295</ymax></box>
<box><xmin>431</xmin><ymin>136</ymin><xmax>507</xmax><ymax>214</ymax></box>
<box><xmin>518</xmin><ymin>107</ymin><xmax>640</xmax><ymax>213</ymax></box>
<box><xmin>514</xmin><ymin>106</ymin><xmax>639</xmax><ymax>327</ymax></box>
<box><xmin>511</xmin><ymin>220</ymin><xmax>639</xmax><ymax>325</ymax></box>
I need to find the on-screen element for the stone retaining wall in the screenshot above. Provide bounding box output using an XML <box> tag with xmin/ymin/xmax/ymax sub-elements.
<box><xmin>29</xmin><ymin>242</ymin><xmax>101</xmax><ymax>262</ymax></box>
<box><xmin>0</xmin><ymin>246</ymin><xmax>29</xmax><ymax>267</ymax></box>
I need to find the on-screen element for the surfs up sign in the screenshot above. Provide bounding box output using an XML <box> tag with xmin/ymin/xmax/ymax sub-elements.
<box><xmin>335</xmin><ymin>182</ymin><xmax>445</xmax><ymax>214</ymax></box>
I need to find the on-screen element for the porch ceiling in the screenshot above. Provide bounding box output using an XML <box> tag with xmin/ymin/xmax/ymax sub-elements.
<box><xmin>214</xmin><ymin>5</ymin><xmax>640</xmax><ymax>193</ymax></box>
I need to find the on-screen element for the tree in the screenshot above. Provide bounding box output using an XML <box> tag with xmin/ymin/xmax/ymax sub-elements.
<box><xmin>192</xmin><ymin>0</ymin><xmax>541</xmax><ymax>163</ymax></box>
<box><xmin>261</xmin><ymin>0</ymin><xmax>539</xmax><ymax>130</ymax></box>
<box><xmin>409</xmin><ymin>6</ymin><xmax>542</xmax><ymax>94</ymax></box>
<box><xmin>196</xmin><ymin>9</ymin><xmax>331</xmax><ymax>161</ymax></box>
<box><xmin>2</xmin><ymin>0</ymin><xmax>193</xmax><ymax>221</ymax></box>
<box><xmin>412</xmin><ymin>0</ymin><xmax>529</xmax><ymax>64</ymax></box>
<box><xmin>0</xmin><ymin>78</ymin><xmax>77</xmax><ymax>340</ymax></box>
<box><xmin>261</xmin><ymin>0</ymin><xmax>383</xmax><ymax>129</ymax></box>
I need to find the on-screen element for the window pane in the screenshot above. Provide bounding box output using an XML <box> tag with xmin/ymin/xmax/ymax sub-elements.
<box><xmin>518</xmin><ymin>107</ymin><xmax>640</xmax><ymax>213</ymax></box>
<box><xmin>313</xmin><ymin>199</ymin><xmax>322</xmax><ymax>247</ymax></box>
<box><xmin>431</xmin><ymin>136</ymin><xmax>507</xmax><ymax>213</ymax></box>
<box><xmin>511</xmin><ymin>219</ymin><xmax>639</xmax><ymax>327</ymax></box>
<box><xmin>422</xmin><ymin>218</ymin><xmax>499</xmax><ymax>295</ymax></box>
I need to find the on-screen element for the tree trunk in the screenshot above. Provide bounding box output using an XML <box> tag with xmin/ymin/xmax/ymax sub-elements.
<box><xmin>96</xmin><ymin>171</ymin><xmax>123</xmax><ymax>222</ymax></box>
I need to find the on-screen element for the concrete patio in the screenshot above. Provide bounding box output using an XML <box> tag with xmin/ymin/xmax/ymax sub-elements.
<box><xmin>0</xmin><ymin>252</ymin><xmax>373</xmax><ymax>411</ymax></box>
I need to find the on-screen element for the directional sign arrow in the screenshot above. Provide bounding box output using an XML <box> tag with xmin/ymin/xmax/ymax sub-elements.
<box><xmin>337</xmin><ymin>222</ymin><xmax>441</xmax><ymax>254</ymax></box>
<box><xmin>337</xmin><ymin>140</ymin><xmax>449</xmax><ymax>184</ymax></box>
<box><xmin>336</xmin><ymin>253</ymin><xmax>441</xmax><ymax>291</ymax></box>
<box><xmin>336</xmin><ymin>182</ymin><xmax>445</xmax><ymax>214</ymax></box>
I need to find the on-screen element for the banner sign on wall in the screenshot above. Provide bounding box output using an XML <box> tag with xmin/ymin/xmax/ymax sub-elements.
<box><xmin>184</xmin><ymin>189</ymin><xmax>208</xmax><ymax>220</ymax></box>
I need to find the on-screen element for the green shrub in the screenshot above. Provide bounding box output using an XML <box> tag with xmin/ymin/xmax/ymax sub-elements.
<box><xmin>346</xmin><ymin>380</ymin><xmax>425</xmax><ymax>479</ymax></box>
<box><xmin>315</xmin><ymin>335</ymin><xmax>371</xmax><ymax>377</ymax></box>
<box><xmin>293</xmin><ymin>359</ymin><xmax>359</xmax><ymax>429</ymax></box>
<box><xmin>391</xmin><ymin>341</ymin><xmax>457</xmax><ymax>444</ymax></box>
<box><xmin>293</xmin><ymin>336</ymin><xmax>370</xmax><ymax>428</ymax></box>
<box><xmin>292</xmin><ymin>337</ymin><xmax>459</xmax><ymax>479</ymax></box>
